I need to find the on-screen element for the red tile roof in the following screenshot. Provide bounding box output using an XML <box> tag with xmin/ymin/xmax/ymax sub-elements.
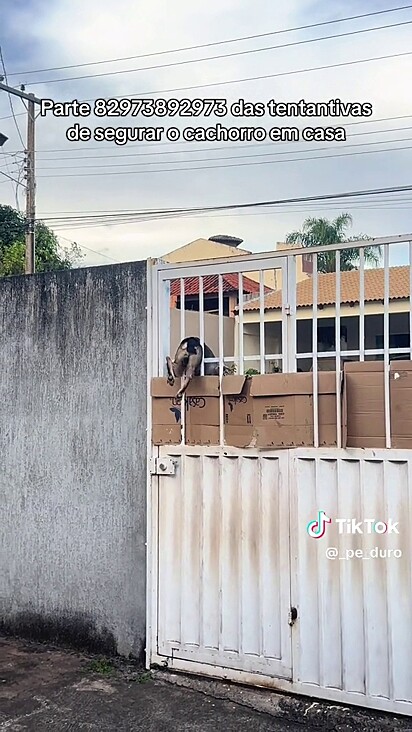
<box><xmin>241</xmin><ymin>265</ymin><xmax>411</xmax><ymax>311</ymax></box>
<box><xmin>170</xmin><ymin>273</ymin><xmax>270</xmax><ymax>296</ymax></box>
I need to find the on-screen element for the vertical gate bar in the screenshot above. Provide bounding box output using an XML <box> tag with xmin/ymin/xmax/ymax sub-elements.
<box><xmin>146</xmin><ymin>260</ymin><xmax>156</xmax><ymax>666</ymax></box>
<box><xmin>238</xmin><ymin>272</ymin><xmax>244</xmax><ymax>375</ymax></box>
<box><xmin>151</xmin><ymin>265</ymin><xmax>159</xmax><ymax>377</ymax></box>
<box><xmin>359</xmin><ymin>248</ymin><xmax>365</xmax><ymax>361</ymax></box>
<box><xmin>159</xmin><ymin>276</ymin><xmax>171</xmax><ymax>378</ymax></box>
<box><xmin>237</xmin><ymin>457</ymin><xmax>243</xmax><ymax>656</ymax></box>
<box><xmin>199</xmin><ymin>455</ymin><xmax>205</xmax><ymax>649</ymax></box>
<box><xmin>409</xmin><ymin>242</ymin><xmax>412</xmax><ymax>360</ymax></box>
<box><xmin>312</xmin><ymin>254</ymin><xmax>319</xmax><ymax>448</ymax></box>
<box><xmin>335</xmin><ymin>250</ymin><xmax>342</xmax><ymax>448</ymax></box>
<box><xmin>218</xmin><ymin>274</ymin><xmax>224</xmax><ymax>445</ymax></box>
<box><xmin>199</xmin><ymin>276</ymin><xmax>205</xmax><ymax>376</ymax></box>
<box><xmin>181</xmin><ymin>396</ymin><xmax>186</xmax><ymax>446</ymax></box>
<box><xmin>179</xmin><ymin>452</ymin><xmax>185</xmax><ymax>646</ymax></box>
<box><xmin>257</xmin><ymin>457</ymin><xmax>263</xmax><ymax>657</ymax></box>
<box><xmin>286</xmin><ymin>255</ymin><xmax>297</xmax><ymax>372</ymax></box>
<box><xmin>383</xmin><ymin>244</ymin><xmax>391</xmax><ymax>448</ymax></box>
<box><xmin>180</xmin><ymin>277</ymin><xmax>185</xmax><ymax>342</ymax></box>
<box><xmin>180</xmin><ymin>277</ymin><xmax>186</xmax><ymax>445</ymax></box>
<box><xmin>218</xmin><ymin>455</ymin><xmax>223</xmax><ymax>654</ymax></box>
<box><xmin>259</xmin><ymin>270</ymin><xmax>265</xmax><ymax>374</ymax></box>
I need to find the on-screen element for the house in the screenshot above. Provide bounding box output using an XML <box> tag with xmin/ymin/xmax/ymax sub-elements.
<box><xmin>162</xmin><ymin>233</ymin><xmax>312</xmax><ymax>358</ymax></box>
<box><xmin>169</xmin><ymin>272</ymin><xmax>271</xmax><ymax>317</ymax></box>
<box><xmin>162</xmin><ymin>235</ymin><xmax>311</xmax><ymax>292</ymax></box>
<box><xmin>162</xmin><ymin>234</ymin><xmax>251</xmax><ymax>263</ymax></box>
<box><xmin>235</xmin><ymin>265</ymin><xmax>411</xmax><ymax>372</ymax></box>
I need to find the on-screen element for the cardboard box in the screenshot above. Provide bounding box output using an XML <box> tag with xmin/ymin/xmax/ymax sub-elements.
<box><xmin>184</xmin><ymin>376</ymin><xmax>220</xmax><ymax>446</ymax></box>
<box><xmin>249</xmin><ymin>372</ymin><xmax>340</xmax><ymax>448</ymax></box>
<box><xmin>317</xmin><ymin>372</ymin><xmax>341</xmax><ymax>446</ymax></box>
<box><xmin>343</xmin><ymin>362</ymin><xmax>385</xmax><ymax>448</ymax></box>
<box><xmin>151</xmin><ymin>376</ymin><xmax>221</xmax><ymax>446</ymax></box>
<box><xmin>390</xmin><ymin>361</ymin><xmax>412</xmax><ymax>448</ymax></box>
<box><xmin>222</xmin><ymin>375</ymin><xmax>254</xmax><ymax>447</ymax></box>
<box><xmin>151</xmin><ymin>378</ymin><xmax>182</xmax><ymax>445</ymax></box>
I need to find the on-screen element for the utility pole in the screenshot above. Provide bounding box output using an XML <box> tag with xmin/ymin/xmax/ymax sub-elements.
<box><xmin>25</xmin><ymin>95</ymin><xmax>36</xmax><ymax>275</ymax></box>
<box><xmin>0</xmin><ymin>81</ymin><xmax>42</xmax><ymax>274</ymax></box>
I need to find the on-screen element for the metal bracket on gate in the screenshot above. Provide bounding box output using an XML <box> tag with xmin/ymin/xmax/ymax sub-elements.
<box><xmin>288</xmin><ymin>607</ymin><xmax>298</xmax><ymax>626</ymax></box>
<box><xmin>150</xmin><ymin>457</ymin><xmax>177</xmax><ymax>476</ymax></box>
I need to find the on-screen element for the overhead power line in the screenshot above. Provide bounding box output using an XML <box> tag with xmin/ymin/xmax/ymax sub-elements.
<box><xmin>77</xmin><ymin>243</ymin><xmax>119</xmax><ymax>262</ymax></box>
<box><xmin>35</xmin><ymin>141</ymin><xmax>412</xmax><ymax>178</ymax></box>
<box><xmin>39</xmin><ymin>198</ymin><xmax>412</xmax><ymax>222</ymax></box>
<box><xmin>8</xmin><ymin>5</ymin><xmax>412</xmax><ymax>77</ymax></box>
<box><xmin>38</xmin><ymin>184</ymin><xmax>412</xmax><ymax>226</ymax></box>
<box><xmin>47</xmin><ymin>202</ymin><xmax>412</xmax><ymax>231</ymax></box>
<box><xmin>57</xmin><ymin>234</ymin><xmax>119</xmax><ymax>263</ymax></box>
<box><xmin>0</xmin><ymin>168</ymin><xmax>24</xmax><ymax>186</ymax></box>
<box><xmin>79</xmin><ymin>51</ymin><xmax>412</xmax><ymax>102</ymax></box>
<box><xmin>37</xmin><ymin>193</ymin><xmax>412</xmax><ymax>217</ymax></box>
<box><xmin>7</xmin><ymin>114</ymin><xmax>412</xmax><ymax>156</ymax></box>
<box><xmin>0</xmin><ymin>47</ymin><xmax>25</xmax><ymax>149</ymax></box>
<box><xmin>0</xmin><ymin>111</ymin><xmax>26</xmax><ymax>122</ymax></box>
<box><xmin>22</xmin><ymin>19</ymin><xmax>412</xmax><ymax>86</ymax></box>
<box><xmin>32</xmin><ymin>136</ymin><xmax>412</xmax><ymax>170</ymax></box>
<box><xmin>26</xmin><ymin>125</ymin><xmax>412</xmax><ymax>163</ymax></box>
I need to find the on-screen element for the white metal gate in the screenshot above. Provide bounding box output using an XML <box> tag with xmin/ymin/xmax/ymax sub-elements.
<box><xmin>155</xmin><ymin>446</ymin><xmax>291</xmax><ymax>678</ymax></box>
<box><xmin>146</xmin><ymin>236</ymin><xmax>412</xmax><ymax>716</ymax></box>
<box><xmin>147</xmin><ymin>253</ymin><xmax>293</xmax><ymax>680</ymax></box>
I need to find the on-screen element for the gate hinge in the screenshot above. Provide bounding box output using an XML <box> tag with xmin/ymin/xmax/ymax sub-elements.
<box><xmin>288</xmin><ymin>607</ymin><xmax>298</xmax><ymax>626</ymax></box>
<box><xmin>150</xmin><ymin>457</ymin><xmax>177</xmax><ymax>476</ymax></box>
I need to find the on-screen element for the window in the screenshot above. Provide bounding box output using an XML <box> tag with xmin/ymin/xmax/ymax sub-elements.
<box><xmin>375</xmin><ymin>333</ymin><xmax>410</xmax><ymax>349</ymax></box>
<box><xmin>317</xmin><ymin>324</ymin><xmax>347</xmax><ymax>351</ymax></box>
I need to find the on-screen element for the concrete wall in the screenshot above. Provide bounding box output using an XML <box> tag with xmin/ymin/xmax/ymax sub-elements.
<box><xmin>0</xmin><ymin>262</ymin><xmax>147</xmax><ymax>658</ymax></box>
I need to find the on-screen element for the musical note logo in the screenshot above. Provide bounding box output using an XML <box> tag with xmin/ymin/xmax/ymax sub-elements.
<box><xmin>307</xmin><ymin>510</ymin><xmax>332</xmax><ymax>539</ymax></box>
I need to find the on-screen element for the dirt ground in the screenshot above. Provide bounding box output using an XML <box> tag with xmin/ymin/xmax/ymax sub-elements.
<box><xmin>1</xmin><ymin>637</ymin><xmax>411</xmax><ymax>731</ymax></box>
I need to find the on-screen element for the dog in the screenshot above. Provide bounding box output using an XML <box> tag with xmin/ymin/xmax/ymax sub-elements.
<box><xmin>166</xmin><ymin>336</ymin><xmax>222</xmax><ymax>399</ymax></box>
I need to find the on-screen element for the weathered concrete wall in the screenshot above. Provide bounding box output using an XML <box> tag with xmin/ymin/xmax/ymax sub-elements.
<box><xmin>0</xmin><ymin>262</ymin><xmax>147</xmax><ymax>658</ymax></box>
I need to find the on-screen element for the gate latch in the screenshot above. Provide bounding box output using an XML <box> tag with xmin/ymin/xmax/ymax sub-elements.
<box><xmin>150</xmin><ymin>457</ymin><xmax>177</xmax><ymax>476</ymax></box>
<box><xmin>288</xmin><ymin>607</ymin><xmax>298</xmax><ymax>626</ymax></box>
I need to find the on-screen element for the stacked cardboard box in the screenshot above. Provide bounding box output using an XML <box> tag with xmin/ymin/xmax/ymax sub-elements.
<box><xmin>184</xmin><ymin>376</ymin><xmax>220</xmax><ymax>445</ymax></box>
<box><xmin>151</xmin><ymin>378</ymin><xmax>182</xmax><ymax>445</ymax></box>
<box><xmin>151</xmin><ymin>376</ymin><xmax>220</xmax><ymax>446</ymax></box>
<box><xmin>151</xmin><ymin>361</ymin><xmax>412</xmax><ymax>449</ymax></box>
<box><xmin>390</xmin><ymin>361</ymin><xmax>412</xmax><ymax>448</ymax></box>
<box><xmin>151</xmin><ymin>372</ymin><xmax>342</xmax><ymax>448</ymax></box>
<box><xmin>343</xmin><ymin>360</ymin><xmax>412</xmax><ymax>448</ymax></box>
<box><xmin>223</xmin><ymin>372</ymin><xmax>340</xmax><ymax>448</ymax></box>
<box><xmin>343</xmin><ymin>362</ymin><xmax>385</xmax><ymax>448</ymax></box>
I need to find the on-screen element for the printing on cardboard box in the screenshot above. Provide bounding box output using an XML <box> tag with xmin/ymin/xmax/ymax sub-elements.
<box><xmin>151</xmin><ymin>376</ymin><xmax>220</xmax><ymax>446</ymax></box>
<box><xmin>222</xmin><ymin>372</ymin><xmax>340</xmax><ymax>449</ymax></box>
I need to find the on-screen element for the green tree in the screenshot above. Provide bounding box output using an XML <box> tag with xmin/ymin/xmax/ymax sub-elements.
<box><xmin>285</xmin><ymin>213</ymin><xmax>380</xmax><ymax>273</ymax></box>
<box><xmin>0</xmin><ymin>204</ymin><xmax>83</xmax><ymax>276</ymax></box>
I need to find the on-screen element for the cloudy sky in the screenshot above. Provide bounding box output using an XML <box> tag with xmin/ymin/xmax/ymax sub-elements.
<box><xmin>1</xmin><ymin>0</ymin><xmax>412</xmax><ymax>267</ymax></box>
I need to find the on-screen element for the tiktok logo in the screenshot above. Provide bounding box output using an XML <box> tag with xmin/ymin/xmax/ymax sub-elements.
<box><xmin>307</xmin><ymin>510</ymin><xmax>332</xmax><ymax>539</ymax></box>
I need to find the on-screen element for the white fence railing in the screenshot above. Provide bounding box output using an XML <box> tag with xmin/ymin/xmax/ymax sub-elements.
<box><xmin>150</xmin><ymin>233</ymin><xmax>412</xmax><ymax>449</ymax></box>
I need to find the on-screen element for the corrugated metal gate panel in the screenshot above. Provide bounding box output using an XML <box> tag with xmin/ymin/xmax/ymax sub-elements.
<box><xmin>291</xmin><ymin>452</ymin><xmax>412</xmax><ymax>706</ymax></box>
<box><xmin>157</xmin><ymin>447</ymin><xmax>292</xmax><ymax>678</ymax></box>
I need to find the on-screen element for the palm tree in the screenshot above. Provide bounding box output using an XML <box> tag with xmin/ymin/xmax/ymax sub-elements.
<box><xmin>285</xmin><ymin>214</ymin><xmax>381</xmax><ymax>273</ymax></box>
